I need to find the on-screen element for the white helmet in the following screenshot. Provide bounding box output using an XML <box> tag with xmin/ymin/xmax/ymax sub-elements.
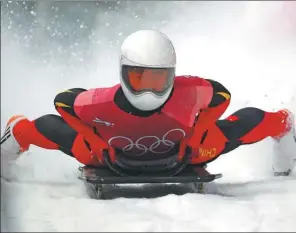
<box><xmin>120</xmin><ymin>30</ymin><xmax>176</xmax><ymax>111</ymax></box>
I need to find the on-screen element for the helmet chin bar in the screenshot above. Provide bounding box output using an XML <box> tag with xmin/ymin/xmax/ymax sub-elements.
<box><xmin>121</xmin><ymin>79</ymin><xmax>172</xmax><ymax>111</ymax></box>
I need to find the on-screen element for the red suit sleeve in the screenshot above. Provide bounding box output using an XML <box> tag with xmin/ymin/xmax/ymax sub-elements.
<box><xmin>186</xmin><ymin>79</ymin><xmax>231</xmax><ymax>148</ymax></box>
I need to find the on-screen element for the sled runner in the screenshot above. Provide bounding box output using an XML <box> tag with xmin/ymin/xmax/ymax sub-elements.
<box><xmin>78</xmin><ymin>150</ymin><xmax>222</xmax><ymax>199</ymax></box>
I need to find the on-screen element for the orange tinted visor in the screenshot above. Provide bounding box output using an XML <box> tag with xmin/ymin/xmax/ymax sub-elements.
<box><xmin>122</xmin><ymin>65</ymin><xmax>175</xmax><ymax>95</ymax></box>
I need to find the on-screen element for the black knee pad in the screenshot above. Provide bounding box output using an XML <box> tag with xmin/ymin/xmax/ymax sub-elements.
<box><xmin>34</xmin><ymin>114</ymin><xmax>78</xmax><ymax>156</ymax></box>
<box><xmin>54</xmin><ymin>88</ymin><xmax>87</xmax><ymax>117</ymax></box>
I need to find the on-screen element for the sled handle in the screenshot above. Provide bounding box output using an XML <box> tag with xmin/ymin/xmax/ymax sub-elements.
<box><xmin>102</xmin><ymin>147</ymin><xmax>192</xmax><ymax>177</ymax></box>
<box><xmin>103</xmin><ymin>150</ymin><xmax>131</xmax><ymax>177</ymax></box>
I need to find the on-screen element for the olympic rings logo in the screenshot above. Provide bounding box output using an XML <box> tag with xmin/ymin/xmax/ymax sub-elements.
<box><xmin>108</xmin><ymin>128</ymin><xmax>186</xmax><ymax>156</ymax></box>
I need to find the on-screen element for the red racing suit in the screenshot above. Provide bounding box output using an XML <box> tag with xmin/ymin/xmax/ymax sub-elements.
<box><xmin>56</xmin><ymin>76</ymin><xmax>231</xmax><ymax>166</ymax></box>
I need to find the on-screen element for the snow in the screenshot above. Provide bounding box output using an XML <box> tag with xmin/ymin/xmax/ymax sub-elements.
<box><xmin>1</xmin><ymin>1</ymin><xmax>296</xmax><ymax>232</ymax></box>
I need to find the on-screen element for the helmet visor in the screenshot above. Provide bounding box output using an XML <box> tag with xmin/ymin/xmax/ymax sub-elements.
<box><xmin>122</xmin><ymin>65</ymin><xmax>175</xmax><ymax>95</ymax></box>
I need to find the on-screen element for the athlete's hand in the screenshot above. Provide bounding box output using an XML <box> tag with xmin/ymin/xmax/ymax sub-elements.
<box><xmin>177</xmin><ymin>109</ymin><xmax>213</xmax><ymax>161</ymax></box>
<box><xmin>92</xmin><ymin>146</ymin><xmax>116</xmax><ymax>164</ymax></box>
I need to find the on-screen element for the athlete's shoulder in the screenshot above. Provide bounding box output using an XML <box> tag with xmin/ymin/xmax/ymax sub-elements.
<box><xmin>75</xmin><ymin>84</ymin><xmax>120</xmax><ymax>107</ymax></box>
<box><xmin>172</xmin><ymin>75</ymin><xmax>214</xmax><ymax>108</ymax></box>
<box><xmin>174</xmin><ymin>75</ymin><xmax>212</xmax><ymax>88</ymax></box>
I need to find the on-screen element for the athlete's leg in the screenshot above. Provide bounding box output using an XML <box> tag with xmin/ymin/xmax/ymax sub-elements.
<box><xmin>216</xmin><ymin>107</ymin><xmax>294</xmax><ymax>150</ymax></box>
<box><xmin>1</xmin><ymin>88</ymin><xmax>100</xmax><ymax>166</ymax></box>
<box><xmin>190</xmin><ymin>107</ymin><xmax>296</xmax><ymax>174</ymax></box>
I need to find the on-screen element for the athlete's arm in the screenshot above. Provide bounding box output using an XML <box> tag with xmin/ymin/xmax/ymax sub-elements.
<box><xmin>201</xmin><ymin>79</ymin><xmax>231</xmax><ymax>121</ymax></box>
<box><xmin>187</xmin><ymin>79</ymin><xmax>231</xmax><ymax>148</ymax></box>
<box><xmin>54</xmin><ymin>88</ymin><xmax>94</xmax><ymax>135</ymax></box>
<box><xmin>54</xmin><ymin>88</ymin><xmax>110</xmax><ymax>160</ymax></box>
<box><xmin>54</xmin><ymin>88</ymin><xmax>87</xmax><ymax>118</ymax></box>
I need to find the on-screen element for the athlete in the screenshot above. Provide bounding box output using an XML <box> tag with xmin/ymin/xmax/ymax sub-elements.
<box><xmin>1</xmin><ymin>30</ymin><xmax>296</xmax><ymax>177</ymax></box>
